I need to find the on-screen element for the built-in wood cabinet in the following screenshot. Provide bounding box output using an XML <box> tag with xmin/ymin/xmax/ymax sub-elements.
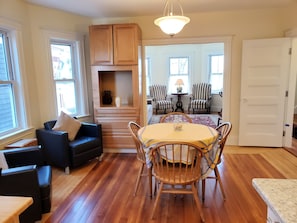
<box><xmin>89</xmin><ymin>24</ymin><xmax>142</xmax><ymax>150</ymax></box>
<box><xmin>89</xmin><ymin>24</ymin><xmax>140</xmax><ymax>66</ymax></box>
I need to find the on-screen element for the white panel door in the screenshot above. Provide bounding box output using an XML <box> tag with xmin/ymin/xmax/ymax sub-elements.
<box><xmin>239</xmin><ymin>38</ymin><xmax>291</xmax><ymax>147</ymax></box>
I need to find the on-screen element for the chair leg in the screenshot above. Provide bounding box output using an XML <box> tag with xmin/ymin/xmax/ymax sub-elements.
<box><xmin>134</xmin><ymin>163</ymin><xmax>144</xmax><ymax>196</ymax></box>
<box><xmin>65</xmin><ymin>166</ymin><xmax>70</xmax><ymax>175</ymax></box>
<box><xmin>201</xmin><ymin>179</ymin><xmax>206</xmax><ymax>202</ymax></box>
<box><xmin>153</xmin><ymin>178</ymin><xmax>158</xmax><ymax>196</ymax></box>
<box><xmin>156</xmin><ymin>105</ymin><xmax>159</xmax><ymax>114</ymax></box>
<box><xmin>192</xmin><ymin>182</ymin><xmax>205</xmax><ymax>222</ymax></box>
<box><xmin>151</xmin><ymin>182</ymin><xmax>163</xmax><ymax>219</ymax></box>
<box><xmin>214</xmin><ymin>167</ymin><xmax>226</xmax><ymax>200</ymax></box>
<box><xmin>217</xmin><ymin>117</ymin><xmax>222</xmax><ymax>126</ymax></box>
<box><xmin>96</xmin><ymin>153</ymin><xmax>104</xmax><ymax>162</ymax></box>
<box><xmin>148</xmin><ymin>166</ymin><xmax>152</xmax><ymax>198</ymax></box>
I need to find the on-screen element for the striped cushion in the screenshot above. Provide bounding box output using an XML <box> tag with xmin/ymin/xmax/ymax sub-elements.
<box><xmin>149</xmin><ymin>85</ymin><xmax>168</xmax><ymax>101</ymax></box>
<box><xmin>193</xmin><ymin>83</ymin><xmax>211</xmax><ymax>100</ymax></box>
<box><xmin>190</xmin><ymin>100</ymin><xmax>208</xmax><ymax>110</ymax></box>
<box><xmin>190</xmin><ymin>83</ymin><xmax>211</xmax><ymax>111</ymax></box>
<box><xmin>157</xmin><ymin>100</ymin><xmax>172</xmax><ymax>110</ymax></box>
<box><xmin>149</xmin><ymin>85</ymin><xmax>173</xmax><ymax>113</ymax></box>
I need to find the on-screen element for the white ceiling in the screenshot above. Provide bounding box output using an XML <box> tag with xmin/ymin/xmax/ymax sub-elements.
<box><xmin>25</xmin><ymin>0</ymin><xmax>297</xmax><ymax>18</ymax></box>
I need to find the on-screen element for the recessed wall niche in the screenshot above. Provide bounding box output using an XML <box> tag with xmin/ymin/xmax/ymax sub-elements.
<box><xmin>99</xmin><ymin>70</ymin><xmax>133</xmax><ymax>107</ymax></box>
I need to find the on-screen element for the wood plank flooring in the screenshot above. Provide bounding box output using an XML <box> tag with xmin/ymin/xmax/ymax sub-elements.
<box><xmin>41</xmin><ymin>146</ymin><xmax>297</xmax><ymax>223</ymax></box>
<box><xmin>287</xmin><ymin>114</ymin><xmax>297</xmax><ymax>156</ymax></box>
<box><xmin>286</xmin><ymin>137</ymin><xmax>297</xmax><ymax>157</ymax></box>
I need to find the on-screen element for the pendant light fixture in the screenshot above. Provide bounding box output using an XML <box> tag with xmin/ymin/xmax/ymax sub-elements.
<box><xmin>154</xmin><ymin>0</ymin><xmax>190</xmax><ymax>36</ymax></box>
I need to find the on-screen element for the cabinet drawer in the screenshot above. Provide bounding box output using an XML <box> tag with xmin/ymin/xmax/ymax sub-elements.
<box><xmin>95</xmin><ymin>116</ymin><xmax>139</xmax><ymax>149</ymax></box>
<box><xmin>95</xmin><ymin>117</ymin><xmax>139</xmax><ymax>132</ymax></box>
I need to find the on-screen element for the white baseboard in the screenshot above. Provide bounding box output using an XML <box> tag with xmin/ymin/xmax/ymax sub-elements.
<box><xmin>226</xmin><ymin>135</ymin><xmax>237</xmax><ymax>146</ymax></box>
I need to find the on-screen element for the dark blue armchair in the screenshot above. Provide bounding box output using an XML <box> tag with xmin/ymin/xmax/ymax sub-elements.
<box><xmin>0</xmin><ymin>146</ymin><xmax>52</xmax><ymax>223</ymax></box>
<box><xmin>36</xmin><ymin>120</ymin><xmax>103</xmax><ymax>174</ymax></box>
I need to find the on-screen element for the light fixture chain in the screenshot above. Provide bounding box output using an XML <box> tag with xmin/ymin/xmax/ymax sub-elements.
<box><xmin>163</xmin><ymin>0</ymin><xmax>184</xmax><ymax>16</ymax></box>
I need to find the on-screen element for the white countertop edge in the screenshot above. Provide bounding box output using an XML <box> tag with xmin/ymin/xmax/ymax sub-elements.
<box><xmin>252</xmin><ymin>179</ymin><xmax>284</xmax><ymax>222</ymax></box>
<box><xmin>252</xmin><ymin>178</ymin><xmax>297</xmax><ymax>223</ymax></box>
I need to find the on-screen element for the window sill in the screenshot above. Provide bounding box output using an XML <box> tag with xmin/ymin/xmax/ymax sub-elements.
<box><xmin>0</xmin><ymin>128</ymin><xmax>36</xmax><ymax>150</ymax></box>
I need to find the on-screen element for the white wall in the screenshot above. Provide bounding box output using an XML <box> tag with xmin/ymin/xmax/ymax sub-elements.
<box><xmin>146</xmin><ymin>43</ymin><xmax>224</xmax><ymax>88</ymax></box>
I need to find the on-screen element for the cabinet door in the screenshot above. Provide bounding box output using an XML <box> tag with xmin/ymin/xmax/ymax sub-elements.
<box><xmin>113</xmin><ymin>24</ymin><xmax>139</xmax><ymax>65</ymax></box>
<box><xmin>89</xmin><ymin>25</ymin><xmax>113</xmax><ymax>65</ymax></box>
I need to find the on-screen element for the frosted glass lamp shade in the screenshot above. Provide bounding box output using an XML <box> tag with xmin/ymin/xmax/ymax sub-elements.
<box><xmin>154</xmin><ymin>15</ymin><xmax>190</xmax><ymax>36</ymax></box>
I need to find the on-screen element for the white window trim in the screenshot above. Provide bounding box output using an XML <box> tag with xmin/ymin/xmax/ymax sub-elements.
<box><xmin>209</xmin><ymin>54</ymin><xmax>224</xmax><ymax>94</ymax></box>
<box><xmin>168</xmin><ymin>57</ymin><xmax>190</xmax><ymax>93</ymax></box>
<box><xmin>0</xmin><ymin>18</ymin><xmax>29</xmax><ymax>140</ymax></box>
<box><xmin>42</xmin><ymin>29</ymin><xmax>89</xmax><ymax>117</ymax></box>
<box><xmin>145</xmin><ymin>57</ymin><xmax>151</xmax><ymax>96</ymax></box>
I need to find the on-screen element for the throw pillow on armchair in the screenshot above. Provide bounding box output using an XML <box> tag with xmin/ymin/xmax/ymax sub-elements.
<box><xmin>52</xmin><ymin>111</ymin><xmax>81</xmax><ymax>141</ymax></box>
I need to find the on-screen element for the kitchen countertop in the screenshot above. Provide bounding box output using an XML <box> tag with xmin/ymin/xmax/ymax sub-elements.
<box><xmin>252</xmin><ymin>178</ymin><xmax>297</xmax><ymax>223</ymax></box>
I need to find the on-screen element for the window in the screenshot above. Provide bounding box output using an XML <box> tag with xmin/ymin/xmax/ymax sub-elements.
<box><xmin>168</xmin><ymin>57</ymin><xmax>189</xmax><ymax>93</ymax></box>
<box><xmin>209</xmin><ymin>54</ymin><xmax>224</xmax><ymax>93</ymax></box>
<box><xmin>0</xmin><ymin>29</ymin><xmax>26</xmax><ymax>137</ymax></box>
<box><xmin>48</xmin><ymin>34</ymin><xmax>88</xmax><ymax>117</ymax></box>
<box><xmin>50</xmin><ymin>41</ymin><xmax>78</xmax><ymax>115</ymax></box>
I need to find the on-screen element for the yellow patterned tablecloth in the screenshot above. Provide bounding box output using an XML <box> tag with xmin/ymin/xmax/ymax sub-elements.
<box><xmin>138</xmin><ymin>123</ymin><xmax>220</xmax><ymax>179</ymax></box>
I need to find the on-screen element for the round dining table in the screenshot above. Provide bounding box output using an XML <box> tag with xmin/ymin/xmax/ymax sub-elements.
<box><xmin>138</xmin><ymin>122</ymin><xmax>218</xmax><ymax>148</ymax></box>
<box><xmin>137</xmin><ymin>122</ymin><xmax>220</xmax><ymax>197</ymax></box>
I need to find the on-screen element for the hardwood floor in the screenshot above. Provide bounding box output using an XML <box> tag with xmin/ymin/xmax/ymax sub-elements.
<box><xmin>41</xmin><ymin>146</ymin><xmax>297</xmax><ymax>223</ymax></box>
<box><xmin>287</xmin><ymin>114</ymin><xmax>297</xmax><ymax>156</ymax></box>
<box><xmin>286</xmin><ymin>137</ymin><xmax>297</xmax><ymax>157</ymax></box>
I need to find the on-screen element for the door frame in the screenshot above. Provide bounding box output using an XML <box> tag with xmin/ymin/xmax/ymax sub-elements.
<box><xmin>284</xmin><ymin>38</ymin><xmax>297</xmax><ymax>147</ymax></box>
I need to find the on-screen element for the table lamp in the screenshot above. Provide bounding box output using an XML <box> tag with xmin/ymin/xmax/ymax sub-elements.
<box><xmin>175</xmin><ymin>79</ymin><xmax>184</xmax><ymax>93</ymax></box>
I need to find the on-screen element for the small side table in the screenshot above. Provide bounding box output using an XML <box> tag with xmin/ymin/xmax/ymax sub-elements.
<box><xmin>171</xmin><ymin>93</ymin><xmax>188</xmax><ymax>112</ymax></box>
<box><xmin>0</xmin><ymin>196</ymin><xmax>33</xmax><ymax>223</ymax></box>
<box><xmin>5</xmin><ymin>138</ymin><xmax>37</xmax><ymax>149</ymax></box>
